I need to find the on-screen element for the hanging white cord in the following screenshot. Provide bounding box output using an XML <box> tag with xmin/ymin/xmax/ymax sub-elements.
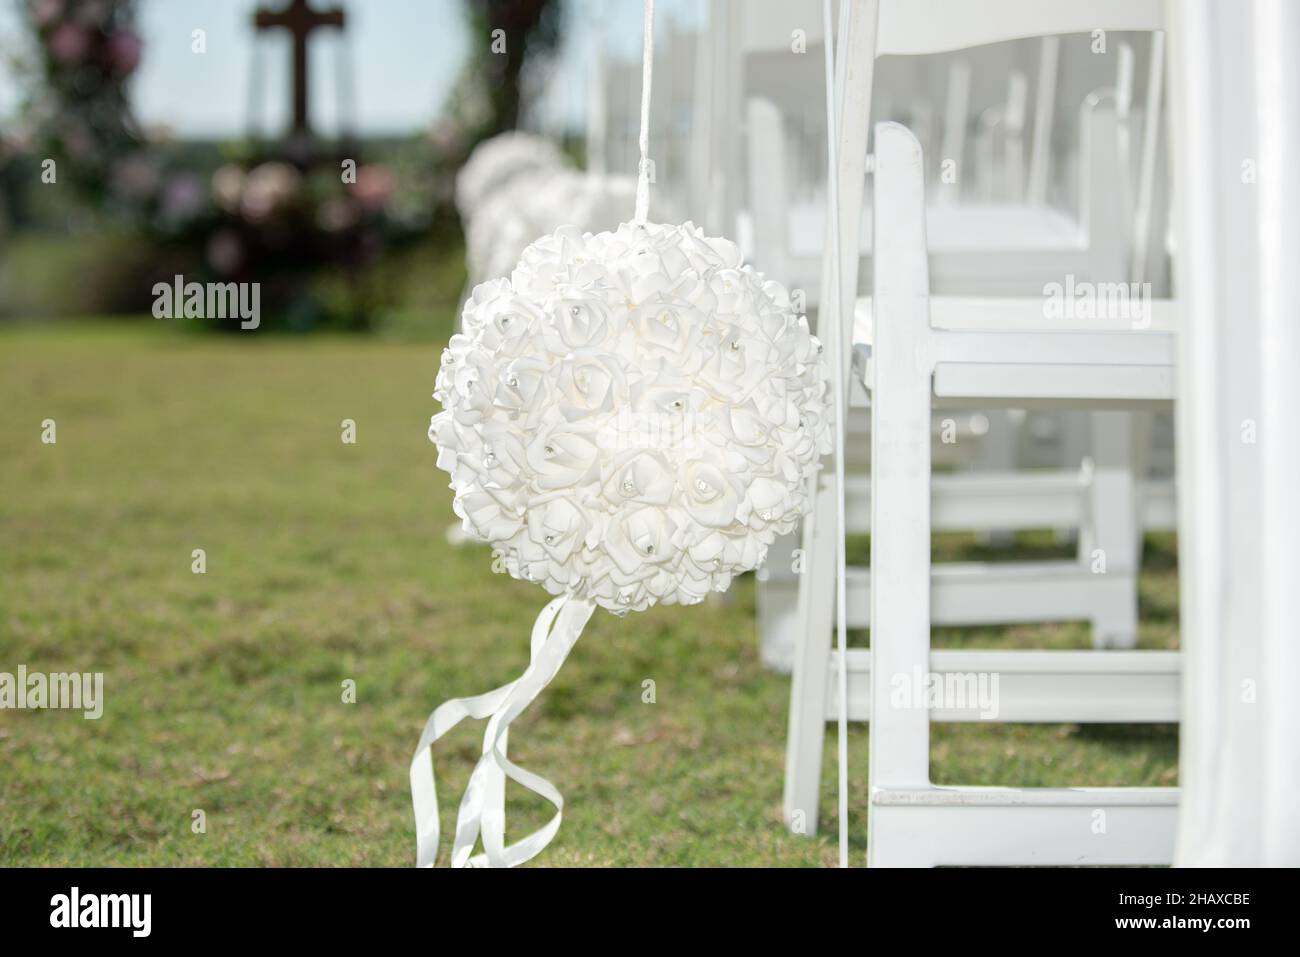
<box><xmin>822</xmin><ymin>0</ymin><xmax>850</xmax><ymax>869</ymax></box>
<box><xmin>633</xmin><ymin>0</ymin><xmax>655</xmax><ymax>223</ymax></box>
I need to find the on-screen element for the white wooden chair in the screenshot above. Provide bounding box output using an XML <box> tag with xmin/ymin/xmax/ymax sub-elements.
<box><xmin>779</xmin><ymin>43</ymin><xmax>1170</xmax><ymax>825</ymax></box>
<box><xmin>742</xmin><ymin>7</ymin><xmax>1175</xmax><ymax>677</ymax></box>
<box><xmin>860</xmin><ymin>124</ymin><xmax>1177</xmax><ymax>864</ymax></box>
<box><xmin>759</xmin><ymin>85</ymin><xmax>1167</xmax><ymax>673</ymax></box>
<box><xmin>744</xmin><ymin>69</ymin><xmax>1108</xmax><ymax>308</ymax></box>
<box><xmin>788</xmin><ymin>0</ymin><xmax>1181</xmax><ymax>864</ymax></box>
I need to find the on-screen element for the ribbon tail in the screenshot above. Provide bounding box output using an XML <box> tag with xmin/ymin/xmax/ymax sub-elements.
<box><xmin>410</xmin><ymin>594</ymin><xmax>597</xmax><ymax>868</ymax></box>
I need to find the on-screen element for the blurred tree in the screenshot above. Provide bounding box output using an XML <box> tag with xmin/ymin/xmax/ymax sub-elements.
<box><xmin>20</xmin><ymin>0</ymin><xmax>144</xmax><ymax>207</ymax></box>
<box><xmin>460</xmin><ymin>0</ymin><xmax>565</xmax><ymax>139</ymax></box>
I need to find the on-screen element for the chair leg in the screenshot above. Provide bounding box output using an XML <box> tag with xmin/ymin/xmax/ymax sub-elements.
<box><xmin>867</xmin><ymin>122</ymin><xmax>937</xmax><ymax>867</ymax></box>
<box><xmin>756</xmin><ymin>533</ymin><xmax>801</xmax><ymax>673</ymax></box>
<box><xmin>973</xmin><ymin>409</ymin><xmax>1019</xmax><ymax>547</ymax></box>
<box><xmin>1084</xmin><ymin>411</ymin><xmax>1141</xmax><ymax>649</ymax></box>
<box><xmin>782</xmin><ymin>0</ymin><xmax>879</xmax><ymax>833</ymax></box>
<box><xmin>782</xmin><ymin>471</ymin><xmax>837</xmax><ymax>835</ymax></box>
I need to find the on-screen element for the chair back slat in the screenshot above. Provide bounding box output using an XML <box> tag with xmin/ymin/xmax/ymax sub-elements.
<box><xmin>877</xmin><ymin>0</ymin><xmax>1164</xmax><ymax>56</ymax></box>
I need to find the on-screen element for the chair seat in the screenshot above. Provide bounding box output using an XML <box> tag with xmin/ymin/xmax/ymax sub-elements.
<box><xmin>788</xmin><ymin>200</ymin><xmax>1087</xmax><ymax>258</ymax></box>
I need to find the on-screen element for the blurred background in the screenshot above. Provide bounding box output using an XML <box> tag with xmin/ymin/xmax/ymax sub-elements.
<box><xmin>0</xmin><ymin>0</ymin><xmax>642</xmax><ymax>330</ymax></box>
<box><xmin>0</xmin><ymin>0</ymin><xmax>1177</xmax><ymax>866</ymax></box>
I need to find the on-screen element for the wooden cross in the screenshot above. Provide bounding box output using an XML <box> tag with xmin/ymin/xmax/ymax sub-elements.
<box><xmin>253</xmin><ymin>0</ymin><xmax>346</xmax><ymax>137</ymax></box>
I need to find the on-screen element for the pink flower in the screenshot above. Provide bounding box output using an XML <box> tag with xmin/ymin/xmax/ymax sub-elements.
<box><xmin>316</xmin><ymin>197</ymin><xmax>359</xmax><ymax>232</ymax></box>
<box><xmin>48</xmin><ymin>23</ymin><xmax>89</xmax><ymax>64</ymax></box>
<box><xmin>160</xmin><ymin>174</ymin><xmax>206</xmax><ymax>223</ymax></box>
<box><xmin>107</xmin><ymin>30</ymin><xmax>142</xmax><ymax>76</ymax></box>
<box><xmin>30</xmin><ymin>0</ymin><xmax>63</xmax><ymax>29</ymax></box>
<box><xmin>210</xmin><ymin>164</ymin><xmax>245</xmax><ymax>214</ymax></box>
<box><xmin>352</xmin><ymin>165</ymin><xmax>394</xmax><ymax>212</ymax></box>
<box><xmin>240</xmin><ymin>162</ymin><xmax>301</xmax><ymax>222</ymax></box>
<box><xmin>111</xmin><ymin>154</ymin><xmax>160</xmax><ymax>201</ymax></box>
<box><xmin>207</xmin><ymin>231</ymin><xmax>244</xmax><ymax>276</ymax></box>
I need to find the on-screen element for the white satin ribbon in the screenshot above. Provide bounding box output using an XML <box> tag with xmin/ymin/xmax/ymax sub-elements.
<box><xmin>410</xmin><ymin>593</ymin><xmax>597</xmax><ymax>867</ymax></box>
<box><xmin>633</xmin><ymin>0</ymin><xmax>654</xmax><ymax>224</ymax></box>
<box><xmin>822</xmin><ymin>0</ymin><xmax>851</xmax><ymax>868</ymax></box>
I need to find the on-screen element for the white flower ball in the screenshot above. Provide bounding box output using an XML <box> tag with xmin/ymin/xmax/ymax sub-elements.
<box><xmin>430</xmin><ymin>221</ymin><xmax>832</xmax><ymax>614</ymax></box>
<box><xmin>454</xmin><ymin>131</ymin><xmax>570</xmax><ymax>221</ymax></box>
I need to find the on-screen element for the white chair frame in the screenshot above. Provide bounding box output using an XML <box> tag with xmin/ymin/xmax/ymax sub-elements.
<box><xmin>862</xmin><ymin>120</ymin><xmax>1178</xmax><ymax>865</ymax></box>
<box><xmin>785</xmin><ymin>0</ymin><xmax>1179</xmax><ymax>864</ymax></box>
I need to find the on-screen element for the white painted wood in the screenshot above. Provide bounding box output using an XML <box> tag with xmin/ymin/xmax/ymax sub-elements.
<box><xmin>846</xmin><ymin>472</ymin><xmax>1174</xmax><ymax>533</ymax></box>
<box><xmin>870</xmin><ymin>790</ymin><xmax>1178</xmax><ymax>867</ymax></box>
<box><xmin>1003</xmin><ymin>71</ymin><xmax>1028</xmax><ymax>201</ymax></box>
<box><xmin>844</xmin><ymin>561</ymin><xmax>1140</xmax><ymax>634</ymax></box>
<box><xmin>875</xmin><ymin>0</ymin><xmax>1163</xmax><ymax>55</ymax></box>
<box><xmin>1082</xmin><ymin>412</ymin><xmax>1141</xmax><ymax>648</ymax></box>
<box><xmin>759</xmin><ymin>470</ymin><xmax>1175</xmax><ymax>673</ymax></box>
<box><xmin>934</xmin><ymin>363</ymin><xmax>1172</xmax><ymax>403</ymax></box>
<box><xmin>777</xmin><ymin>1</ymin><xmax>1173</xmax><ymax>847</ymax></box>
<box><xmin>764</xmin><ymin>94</ymin><xmax>1135</xmax><ymax>303</ymax></box>
<box><xmin>783</xmin><ymin>469</ymin><xmax>838</xmax><ymax>833</ymax></box>
<box><xmin>784</xmin><ymin>0</ymin><xmax>878</xmax><ymax>837</ymax></box>
<box><xmin>1130</xmin><ymin>32</ymin><xmax>1166</xmax><ymax>284</ymax></box>
<box><xmin>867</xmin><ymin>121</ymin><xmax>935</xmax><ymax>807</ymax></box>
<box><xmin>864</xmin><ymin>470</ymin><xmax>1086</xmax><ymax>531</ymax></box>
<box><xmin>863</xmin><ymin>120</ymin><xmax>1175</xmax><ymax>866</ymax></box>
<box><xmin>1025</xmin><ymin>37</ymin><xmax>1059</xmax><ymax>205</ymax></box>
<box><xmin>744</xmin><ymin>98</ymin><xmax>789</xmax><ymax>280</ymax></box>
<box><xmin>936</xmin><ymin>60</ymin><xmax>970</xmax><ymax>203</ymax></box>
<box><xmin>760</xmin><ymin>471</ymin><xmax>1174</xmax><ymax>672</ymax></box>
<box><xmin>829</xmin><ymin>648</ymin><xmax>1180</xmax><ymax>723</ymax></box>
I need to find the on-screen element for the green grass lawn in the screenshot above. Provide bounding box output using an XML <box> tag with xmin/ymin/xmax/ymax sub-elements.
<box><xmin>0</xmin><ymin>319</ymin><xmax>1177</xmax><ymax>866</ymax></box>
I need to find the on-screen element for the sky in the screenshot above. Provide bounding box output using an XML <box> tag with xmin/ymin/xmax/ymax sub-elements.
<box><xmin>0</xmin><ymin>0</ymin><xmax>702</xmax><ymax>139</ymax></box>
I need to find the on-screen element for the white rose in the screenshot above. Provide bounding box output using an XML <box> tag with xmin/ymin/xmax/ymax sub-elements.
<box><xmin>600</xmin><ymin>450</ymin><xmax>676</xmax><ymax>507</ymax></box>
<box><xmin>605</xmin><ymin>505</ymin><xmax>678</xmax><ymax>575</ymax></box>
<box><xmin>680</xmin><ymin>460</ymin><xmax>742</xmax><ymax>528</ymax></box>
<box><xmin>550</xmin><ymin>351</ymin><xmax>628</xmax><ymax>421</ymax></box>
<box><xmin>526</xmin><ymin>421</ymin><xmax>601</xmax><ymax>491</ymax></box>
<box><xmin>526</xmin><ymin>495</ymin><xmax>591</xmax><ymax>564</ymax></box>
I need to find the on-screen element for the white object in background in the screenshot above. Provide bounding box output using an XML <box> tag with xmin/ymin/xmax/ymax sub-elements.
<box><xmin>780</xmin><ymin>1</ymin><xmax>1168</xmax><ymax>835</ymax></box>
<box><xmin>1168</xmin><ymin>0</ymin><xmax>1300</xmax><ymax>867</ymax></box>
<box><xmin>454</xmin><ymin>131</ymin><xmax>569</xmax><ymax>222</ymax></box>
<box><xmin>464</xmin><ymin>171</ymin><xmax>646</xmax><ymax>286</ymax></box>
<box><xmin>748</xmin><ymin>58</ymin><xmax>1152</xmax><ymax>304</ymax></box>
<box><xmin>586</xmin><ymin>19</ymin><xmax>608</xmax><ymax>177</ymax></box>
<box><xmin>864</xmin><ymin>120</ymin><xmax>1177</xmax><ymax>867</ymax></box>
<box><xmin>1130</xmin><ymin>32</ymin><xmax>1165</xmax><ymax>285</ymax></box>
<box><xmin>1025</xmin><ymin>37</ymin><xmax>1060</xmax><ymax>205</ymax></box>
<box><xmin>788</xmin><ymin>0</ymin><xmax>1174</xmax><ymax>859</ymax></box>
<box><xmin>935</xmin><ymin>59</ymin><xmax>971</xmax><ymax>205</ymax></box>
